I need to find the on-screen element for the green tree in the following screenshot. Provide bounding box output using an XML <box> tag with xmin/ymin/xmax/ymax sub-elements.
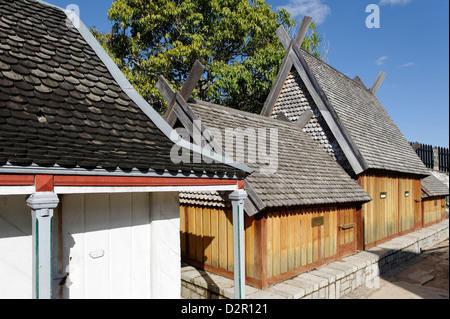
<box><xmin>95</xmin><ymin>0</ymin><xmax>324</xmax><ymax>114</ymax></box>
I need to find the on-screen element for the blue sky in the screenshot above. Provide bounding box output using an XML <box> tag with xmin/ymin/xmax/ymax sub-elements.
<box><xmin>45</xmin><ymin>0</ymin><xmax>449</xmax><ymax>147</ymax></box>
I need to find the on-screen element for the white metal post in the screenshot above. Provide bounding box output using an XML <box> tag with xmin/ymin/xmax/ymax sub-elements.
<box><xmin>229</xmin><ymin>190</ymin><xmax>248</xmax><ymax>299</ymax></box>
<box><xmin>27</xmin><ymin>192</ymin><xmax>59</xmax><ymax>299</ymax></box>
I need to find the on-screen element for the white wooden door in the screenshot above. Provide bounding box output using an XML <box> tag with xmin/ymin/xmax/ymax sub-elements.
<box><xmin>61</xmin><ymin>193</ymin><xmax>152</xmax><ymax>299</ymax></box>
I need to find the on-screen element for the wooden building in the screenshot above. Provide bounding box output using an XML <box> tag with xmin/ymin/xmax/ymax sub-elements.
<box><xmin>421</xmin><ymin>174</ymin><xmax>449</xmax><ymax>227</ymax></box>
<box><xmin>0</xmin><ymin>0</ymin><xmax>252</xmax><ymax>299</ymax></box>
<box><xmin>159</xmin><ymin>74</ymin><xmax>371</xmax><ymax>289</ymax></box>
<box><xmin>260</xmin><ymin>19</ymin><xmax>430</xmax><ymax>250</ymax></box>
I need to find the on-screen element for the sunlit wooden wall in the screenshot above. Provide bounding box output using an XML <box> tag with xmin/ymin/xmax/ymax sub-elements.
<box><xmin>422</xmin><ymin>197</ymin><xmax>446</xmax><ymax>227</ymax></box>
<box><xmin>359</xmin><ymin>172</ymin><xmax>421</xmax><ymax>248</ymax></box>
<box><xmin>180</xmin><ymin>204</ymin><xmax>357</xmax><ymax>289</ymax></box>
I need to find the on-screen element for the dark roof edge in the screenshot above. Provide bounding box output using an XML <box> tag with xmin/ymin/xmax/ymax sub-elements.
<box><xmin>35</xmin><ymin>0</ymin><xmax>253</xmax><ymax>175</ymax></box>
<box><xmin>0</xmin><ymin>163</ymin><xmax>244</xmax><ymax>180</ymax></box>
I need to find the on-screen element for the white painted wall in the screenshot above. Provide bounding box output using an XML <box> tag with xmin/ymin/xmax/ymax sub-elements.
<box><xmin>60</xmin><ymin>192</ymin><xmax>180</xmax><ymax>299</ymax></box>
<box><xmin>0</xmin><ymin>191</ymin><xmax>181</xmax><ymax>299</ymax></box>
<box><xmin>149</xmin><ymin>192</ymin><xmax>181</xmax><ymax>299</ymax></box>
<box><xmin>0</xmin><ymin>195</ymin><xmax>32</xmax><ymax>299</ymax></box>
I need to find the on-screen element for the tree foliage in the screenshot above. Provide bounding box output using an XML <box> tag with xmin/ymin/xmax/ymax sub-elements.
<box><xmin>95</xmin><ymin>0</ymin><xmax>324</xmax><ymax>114</ymax></box>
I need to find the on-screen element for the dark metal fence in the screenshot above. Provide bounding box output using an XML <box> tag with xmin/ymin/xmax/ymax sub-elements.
<box><xmin>438</xmin><ymin>146</ymin><xmax>449</xmax><ymax>173</ymax></box>
<box><xmin>410</xmin><ymin>142</ymin><xmax>434</xmax><ymax>169</ymax></box>
<box><xmin>410</xmin><ymin>142</ymin><xmax>449</xmax><ymax>173</ymax></box>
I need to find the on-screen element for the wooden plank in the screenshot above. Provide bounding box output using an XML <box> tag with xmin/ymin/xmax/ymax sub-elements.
<box><xmin>188</xmin><ymin>206</ymin><xmax>196</xmax><ymax>260</ymax></box>
<box><xmin>276</xmin><ymin>25</ymin><xmax>291</xmax><ymax>51</ymax></box>
<box><xmin>313</xmin><ymin>210</ymin><xmax>319</xmax><ymax>263</ymax></box>
<box><xmin>109</xmin><ymin>193</ymin><xmax>132</xmax><ymax>298</ymax></box>
<box><xmin>203</xmin><ymin>207</ymin><xmax>212</xmax><ymax>265</ymax></box>
<box><xmin>195</xmin><ymin>206</ymin><xmax>203</xmax><ymax>263</ymax></box>
<box><xmin>272</xmin><ymin>213</ymin><xmax>281</xmax><ymax>277</ymax></box>
<box><xmin>295</xmin><ymin>109</ymin><xmax>314</xmax><ymax>129</ymax></box>
<box><xmin>276</xmin><ymin>112</ymin><xmax>291</xmax><ymax>123</ymax></box>
<box><xmin>179</xmin><ymin>60</ymin><xmax>205</xmax><ymax>101</ymax></box>
<box><xmin>266</xmin><ymin>213</ymin><xmax>273</xmax><ymax>279</ymax></box>
<box><xmin>280</xmin><ymin>212</ymin><xmax>288</xmax><ymax>274</ymax></box>
<box><xmin>245</xmin><ymin>215</ymin><xmax>255</xmax><ymax>278</ymax></box>
<box><xmin>370</xmin><ymin>71</ymin><xmax>387</xmax><ymax>95</ymax></box>
<box><xmin>301</xmin><ymin>210</ymin><xmax>307</xmax><ymax>267</ymax></box>
<box><xmin>226</xmin><ymin>209</ymin><xmax>233</xmax><ymax>272</ymax></box>
<box><xmin>323</xmin><ymin>209</ymin><xmax>328</xmax><ymax>259</ymax></box>
<box><xmin>259</xmin><ymin>216</ymin><xmax>268</xmax><ymax>288</ymax></box>
<box><xmin>287</xmin><ymin>211</ymin><xmax>295</xmax><ymax>271</ymax></box>
<box><xmin>333</xmin><ymin>208</ymin><xmax>338</xmax><ymax>256</ymax></box>
<box><xmin>307</xmin><ymin>209</ymin><xmax>313</xmax><ymax>265</ymax></box>
<box><xmin>378</xmin><ymin>174</ymin><xmax>384</xmax><ymax>241</ymax></box>
<box><xmin>218</xmin><ymin>209</ymin><xmax>228</xmax><ymax>270</ymax></box>
<box><xmin>0</xmin><ymin>174</ymin><xmax>35</xmax><ymax>185</ymax></box>
<box><xmin>61</xmin><ymin>194</ymin><xmax>85</xmax><ymax>299</ymax></box>
<box><xmin>130</xmin><ymin>193</ymin><xmax>152</xmax><ymax>298</ymax></box>
<box><xmin>294</xmin><ymin>16</ymin><xmax>313</xmax><ymax>48</ymax></box>
<box><xmin>414</xmin><ymin>179</ymin><xmax>422</xmax><ymax>226</ymax></box>
<box><xmin>260</xmin><ymin>49</ymin><xmax>293</xmax><ymax>117</ymax></box>
<box><xmin>210</xmin><ymin>208</ymin><xmax>219</xmax><ymax>268</ymax></box>
<box><xmin>83</xmin><ymin>193</ymin><xmax>110</xmax><ymax>298</ymax></box>
<box><xmin>294</xmin><ymin>210</ymin><xmax>301</xmax><ymax>269</ymax></box>
<box><xmin>156</xmin><ymin>75</ymin><xmax>176</xmax><ymax>122</ymax></box>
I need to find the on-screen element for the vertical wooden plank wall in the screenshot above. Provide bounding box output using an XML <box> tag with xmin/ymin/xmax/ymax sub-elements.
<box><xmin>180</xmin><ymin>204</ymin><xmax>357</xmax><ymax>288</ymax></box>
<box><xmin>361</xmin><ymin>173</ymin><xmax>419</xmax><ymax>248</ymax></box>
<box><xmin>399</xmin><ymin>177</ymin><xmax>414</xmax><ymax>233</ymax></box>
<box><xmin>422</xmin><ymin>197</ymin><xmax>446</xmax><ymax>226</ymax></box>
<box><xmin>414</xmin><ymin>179</ymin><xmax>422</xmax><ymax>229</ymax></box>
<box><xmin>180</xmin><ymin>205</ymin><xmax>257</xmax><ymax>280</ymax></box>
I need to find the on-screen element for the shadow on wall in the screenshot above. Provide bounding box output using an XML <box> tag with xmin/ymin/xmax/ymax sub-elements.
<box><xmin>0</xmin><ymin>195</ymin><xmax>32</xmax><ymax>239</ymax></box>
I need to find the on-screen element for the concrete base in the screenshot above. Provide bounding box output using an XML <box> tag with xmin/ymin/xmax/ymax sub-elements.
<box><xmin>181</xmin><ymin>219</ymin><xmax>449</xmax><ymax>299</ymax></box>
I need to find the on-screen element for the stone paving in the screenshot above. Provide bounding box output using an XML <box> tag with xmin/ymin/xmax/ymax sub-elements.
<box><xmin>342</xmin><ymin>241</ymin><xmax>449</xmax><ymax>299</ymax></box>
<box><xmin>181</xmin><ymin>219</ymin><xmax>449</xmax><ymax>299</ymax></box>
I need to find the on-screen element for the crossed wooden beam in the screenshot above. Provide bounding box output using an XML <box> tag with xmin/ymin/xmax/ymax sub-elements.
<box><xmin>155</xmin><ymin>61</ymin><xmax>223</xmax><ymax>153</ymax></box>
<box><xmin>276</xmin><ymin>15</ymin><xmax>386</xmax><ymax>95</ymax></box>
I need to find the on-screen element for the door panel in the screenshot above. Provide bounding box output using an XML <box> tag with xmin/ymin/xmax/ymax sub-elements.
<box><xmin>61</xmin><ymin>193</ymin><xmax>151</xmax><ymax>299</ymax></box>
<box><xmin>338</xmin><ymin>208</ymin><xmax>356</xmax><ymax>258</ymax></box>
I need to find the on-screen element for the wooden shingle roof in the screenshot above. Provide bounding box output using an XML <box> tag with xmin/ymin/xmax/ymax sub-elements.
<box><xmin>0</xmin><ymin>0</ymin><xmax>251</xmax><ymax>178</ymax></box>
<box><xmin>262</xmin><ymin>26</ymin><xmax>429</xmax><ymax>178</ymax></box>
<box><xmin>185</xmin><ymin>99</ymin><xmax>371</xmax><ymax>215</ymax></box>
<box><xmin>302</xmin><ymin>52</ymin><xmax>429</xmax><ymax>177</ymax></box>
<box><xmin>421</xmin><ymin>174</ymin><xmax>449</xmax><ymax>198</ymax></box>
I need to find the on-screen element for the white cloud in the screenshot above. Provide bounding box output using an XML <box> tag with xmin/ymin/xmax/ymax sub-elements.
<box><xmin>277</xmin><ymin>0</ymin><xmax>331</xmax><ymax>24</ymax></box>
<box><xmin>399</xmin><ymin>62</ymin><xmax>415</xmax><ymax>68</ymax></box>
<box><xmin>379</xmin><ymin>0</ymin><xmax>412</xmax><ymax>6</ymax></box>
<box><xmin>375</xmin><ymin>56</ymin><xmax>389</xmax><ymax>65</ymax></box>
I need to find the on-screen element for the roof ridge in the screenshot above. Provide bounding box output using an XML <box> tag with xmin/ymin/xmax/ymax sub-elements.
<box><xmin>299</xmin><ymin>47</ymin><xmax>369</xmax><ymax>90</ymax></box>
<box><xmin>190</xmin><ymin>98</ymin><xmax>302</xmax><ymax>129</ymax></box>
